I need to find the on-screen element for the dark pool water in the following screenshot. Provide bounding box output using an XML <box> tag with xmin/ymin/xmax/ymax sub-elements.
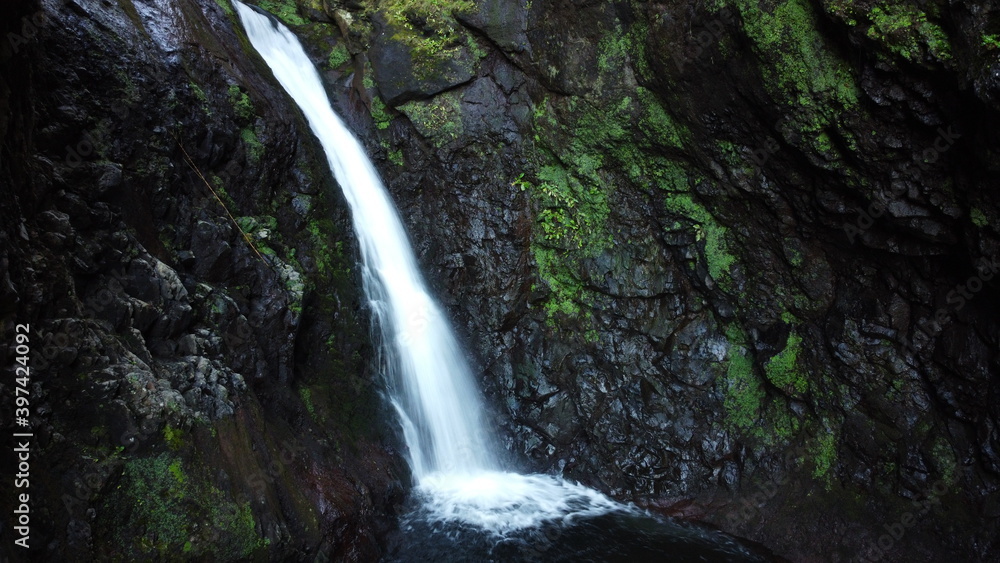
<box><xmin>384</xmin><ymin>507</ymin><xmax>776</xmax><ymax>562</ymax></box>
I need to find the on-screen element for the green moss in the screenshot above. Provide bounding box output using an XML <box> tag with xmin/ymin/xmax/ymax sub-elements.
<box><xmin>971</xmin><ymin>207</ymin><xmax>988</xmax><ymax>228</ymax></box>
<box><xmin>761</xmin><ymin>401</ymin><xmax>801</xmax><ymax>443</ymax></box>
<box><xmin>388</xmin><ymin>149</ymin><xmax>404</xmax><ymax>166</ymax></box>
<box><xmin>327</xmin><ymin>43</ymin><xmax>351</xmax><ymax>69</ymax></box>
<box><xmin>764</xmin><ymin>331</ymin><xmax>807</xmax><ymax>394</ymax></box>
<box><xmin>257</xmin><ymin>0</ymin><xmax>306</xmax><ymax>26</ymax></box>
<box><xmin>369</xmin><ymin>0</ymin><xmax>474</xmax><ymax>27</ymax></box>
<box><xmin>366</xmin><ymin>0</ymin><xmax>475</xmax><ymax>77</ymax></box>
<box><xmin>190</xmin><ymin>82</ymin><xmax>207</xmax><ymax>103</ymax></box>
<box><xmin>735</xmin><ymin>0</ymin><xmax>857</xmax><ymax>106</ymax></box>
<box><xmin>636</xmin><ymin>87</ymin><xmax>685</xmax><ymax>149</ymax></box>
<box><xmin>727</xmin><ymin>0</ymin><xmax>860</xmax><ymax>158</ymax></box>
<box><xmin>236</xmin><ymin>215</ymin><xmax>277</xmax><ymax>237</ymax></box>
<box><xmin>524</xmin><ymin>90</ymin><xmax>689</xmax><ymax>323</ymax></box>
<box><xmin>214</xmin><ymin>0</ymin><xmax>235</xmax><ymax>18</ymax></box>
<box><xmin>167</xmin><ymin>458</ymin><xmax>187</xmax><ymax>485</ymax></box>
<box><xmin>597</xmin><ymin>31</ymin><xmax>629</xmax><ymax>74</ymax></box>
<box><xmin>399</xmin><ymin>91</ymin><xmax>463</xmax><ymax>146</ymax></box>
<box><xmin>163</xmin><ymin>425</ymin><xmax>183</xmax><ymax>451</ymax></box>
<box><xmin>109</xmin><ymin>454</ymin><xmax>265</xmax><ymax>558</ymax></box>
<box><xmin>465</xmin><ymin>33</ymin><xmax>486</xmax><ymax>60</ymax></box>
<box><xmin>722</xmin><ymin>326</ymin><xmax>811</xmax><ymax>446</ymax></box>
<box><xmin>811</xmin><ymin>430</ymin><xmax>837</xmax><ymax>483</ymax></box>
<box><xmin>867</xmin><ymin>3</ymin><xmax>951</xmax><ymax>62</ymax></box>
<box><xmin>299</xmin><ymin>388</ymin><xmax>318</xmax><ymax>422</ymax></box>
<box><xmin>664</xmin><ymin>192</ymin><xmax>735</xmax><ymax>285</ymax></box>
<box><xmin>520</xmin><ymin>162</ymin><xmax>611</xmax><ymax>324</ymax></box>
<box><xmin>210</xmin><ymin>175</ymin><xmax>237</xmax><ymax>209</ymax></box>
<box><xmin>115</xmin><ymin>69</ymin><xmax>140</xmax><ymax>104</ymax></box>
<box><xmin>722</xmin><ymin>325</ymin><xmax>764</xmax><ymax>430</ymax></box>
<box><xmin>306</xmin><ymin>219</ymin><xmax>347</xmax><ymax>278</ymax></box>
<box><xmin>595</xmin><ymin>20</ymin><xmax>651</xmax><ymax>80</ymax></box>
<box><xmin>783</xmin><ymin>238</ymin><xmax>805</xmax><ymax>267</ymax></box>
<box><xmin>227</xmin><ymin>84</ymin><xmax>255</xmax><ymax>122</ymax></box>
<box><xmin>370</xmin><ymin>96</ymin><xmax>392</xmax><ymax>130</ymax></box>
<box><xmin>190</xmin><ymin>82</ymin><xmax>212</xmax><ymax>116</ymax></box>
<box><xmin>240</xmin><ymin>127</ymin><xmax>264</xmax><ymax>163</ymax></box>
<box><xmin>984</xmin><ymin>34</ymin><xmax>1000</xmax><ymax>50</ymax></box>
<box><xmin>930</xmin><ymin>435</ymin><xmax>958</xmax><ymax>486</ymax></box>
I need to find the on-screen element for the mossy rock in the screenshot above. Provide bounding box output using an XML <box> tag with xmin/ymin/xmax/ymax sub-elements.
<box><xmin>368</xmin><ymin>14</ymin><xmax>476</xmax><ymax>105</ymax></box>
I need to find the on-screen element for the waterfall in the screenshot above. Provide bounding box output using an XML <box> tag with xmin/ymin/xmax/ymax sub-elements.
<box><xmin>235</xmin><ymin>2</ymin><xmax>625</xmax><ymax>534</ymax></box>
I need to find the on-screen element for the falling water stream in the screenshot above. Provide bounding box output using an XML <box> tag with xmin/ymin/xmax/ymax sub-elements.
<box><xmin>235</xmin><ymin>4</ymin><xmax>769</xmax><ymax>560</ymax></box>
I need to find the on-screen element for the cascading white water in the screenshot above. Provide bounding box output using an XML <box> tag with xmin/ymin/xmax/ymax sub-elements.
<box><xmin>236</xmin><ymin>2</ymin><xmax>626</xmax><ymax>533</ymax></box>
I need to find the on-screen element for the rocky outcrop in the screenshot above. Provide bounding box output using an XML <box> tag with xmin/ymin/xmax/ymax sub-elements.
<box><xmin>0</xmin><ymin>0</ymin><xmax>406</xmax><ymax>560</ymax></box>
<box><xmin>297</xmin><ymin>0</ymin><xmax>1000</xmax><ymax>561</ymax></box>
<box><xmin>4</xmin><ymin>0</ymin><xmax>1000</xmax><ymax>560</ymax></box>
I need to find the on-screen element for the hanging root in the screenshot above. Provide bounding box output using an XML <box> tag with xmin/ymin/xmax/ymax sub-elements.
<box><xmin>172</xmin><ymin>133</ymin><xmax>268</xmax><ymax>266</ymax></box>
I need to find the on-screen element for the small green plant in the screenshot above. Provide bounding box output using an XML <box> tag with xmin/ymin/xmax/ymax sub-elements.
<box><xmin>240</xmin><ymin>127</ymin><xmax>264</xmax><ymax>163</ymax></box>
<box><xmin>190</xmin><ymin>82</ymin><xmax>212</xmax><ymax>115</ymax></box>
<box><xmin>811</xmin><ymin>430</ymin><xmax>837</xmax><ymax>482</ymax></box>
<box><xmin>764</xmin><ymin>331</ymin><xmax>807</xmax><ymax>394</ymax></box>
<box><xmin>399</xmin><ymin>92</ymin><xmax>463</xmax><ymax>146</ymax></box>
<box><xmin>370</xmin><ymin>96</ymin><xmax>392</xmax><ymax>130</ymax></box>
<box><xmin>664</xmin><ymin>192</ymin><xmax>735</xmax><ymax>285</ymax></box>
<box><xmin>163</xmin><ymin>425</ymin><xmax>183</xmax><ymax>450</ymax></box>
<box><xmin>971</xmin><ymin>207</ymin><xmax>988</xmax><ymax>228</ymax></box>
<box><xmin>227</xmin><ymin>84</ymin><xmax>255</xmax><ymax>122</ymax></box>
<box><xmin>299</xmin><ymin>388</ymin><xmax>318</xmax><ymax>422</ymax></box>
<box><xmin>722</xmin><ymin>326</ymin><xmax>764</xmax><ymax>430</ymax></box>
<box><xmin>984</xmin><ymin>34</ymin><xmax>1000</xmax><ymax>50</ymax></box>
<box><xmin>511</xmin><ymin>173</ymin><xmax>530</xmax><ymax>191</ymax></box>
<box><xmin>328</xmin><ymin>43</ymin><xmax>351</xmax><ymax>69</ymax></box>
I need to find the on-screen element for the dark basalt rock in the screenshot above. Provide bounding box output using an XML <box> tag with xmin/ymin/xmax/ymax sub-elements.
<box><xmin>356</xmin><ymin>0</ymin><xmax>1000</xmax><ymax>561</ymax></box>
<box><xmin>368</xmin><ymin>15</ymin><xmax>476</xmax><ymax>106</ymax></box>
<box><xmin>0</xmin><ymin>0</ymin><xmax>406</xmax><ymax>560</ymax></box>
<box><xmin>5</xmin><ymin>0</ymin><xmax>1000</xmax><ymax>560</ymax></box>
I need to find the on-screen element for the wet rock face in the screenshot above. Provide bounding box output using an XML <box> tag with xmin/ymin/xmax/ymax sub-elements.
<box><xmin>5</xmin><ymin>0</ymin><xmax>1000</xmax><ymax>560</ymax></box>
<box><xmin>333</xmin><ymin>0</ymin><xmax>1000</xmax><ymax>560</ymax></box>
<box><xmin>1</xmin><ymin>0</ymin><xmax>406</xmax><ymax>560</ymax></box>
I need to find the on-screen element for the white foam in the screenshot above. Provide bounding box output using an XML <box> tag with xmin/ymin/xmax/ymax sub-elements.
<box><xmin>416</xmin><ymin>471</ymin><xmax>630</xmax><ymax>533</ymax></box>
